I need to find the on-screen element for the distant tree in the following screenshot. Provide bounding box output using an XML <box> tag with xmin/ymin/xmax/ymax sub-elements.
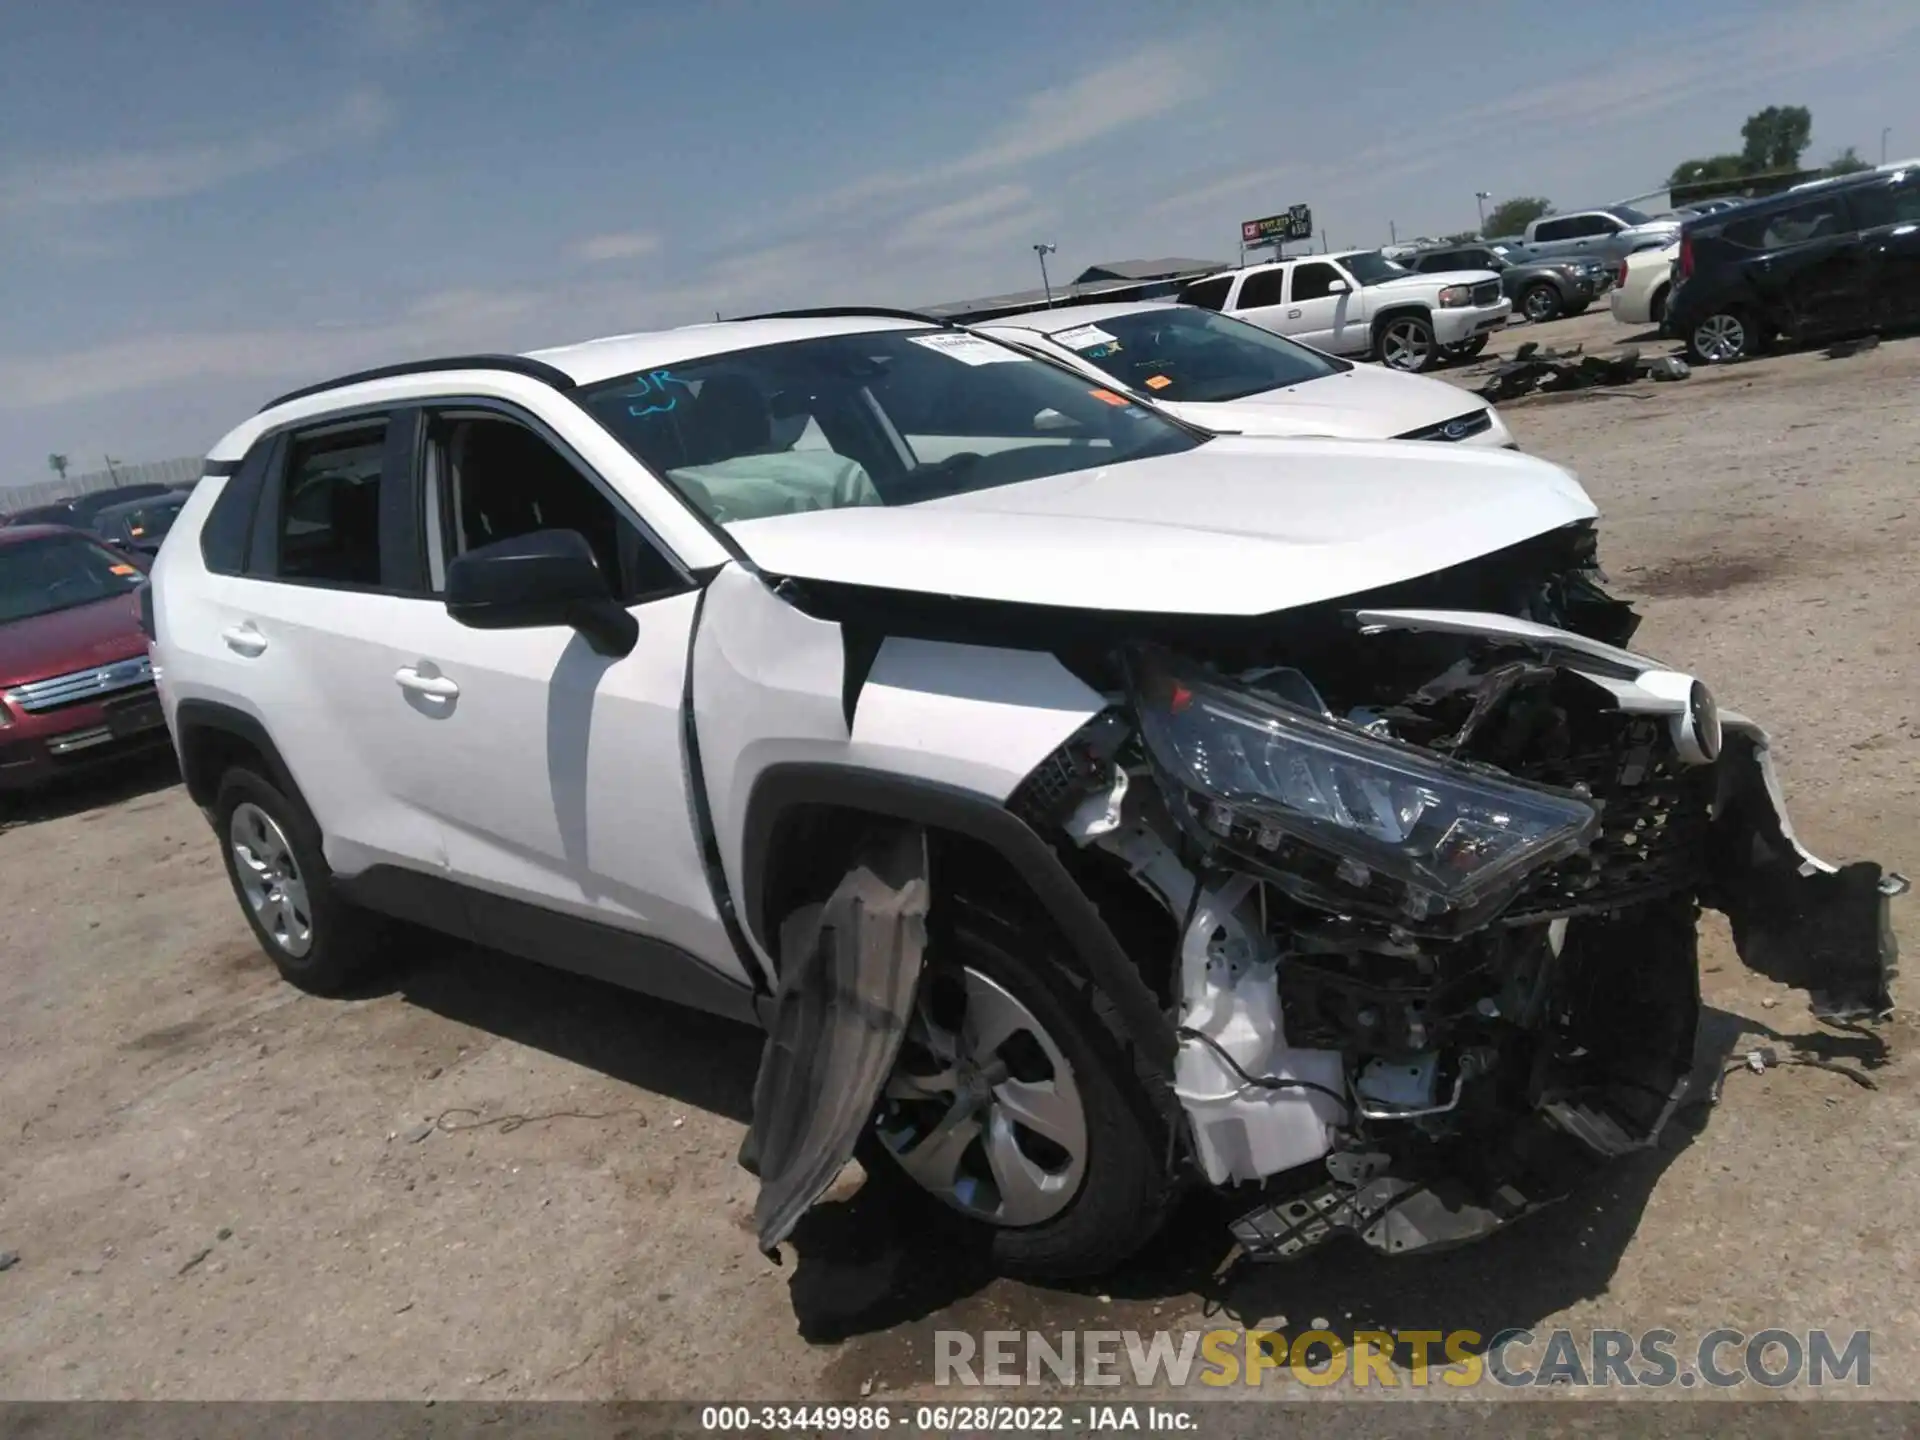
<box><xmin>1825</xmin><ymin>146</ymin><xmax>1872</xmax><ymax>175</ymax></box>
<box><xmin>1483</xmin><ymin>196</ymin><xmax>1552</xmax><ymax>237</ymax></box>
<box><xmin>1669</xmin><ymin>153</ymin><xmax>1748</xmax><ymax>188</ymax></box>
<box><xmin>46</xmin><ymin>453</ymin><xmax>68</xmax><ymax>480</ymax></box>
<box><xmin>1740</xmin><ymin>105</ymin><xmax>1813</xmax><ymax>171</ymax></box>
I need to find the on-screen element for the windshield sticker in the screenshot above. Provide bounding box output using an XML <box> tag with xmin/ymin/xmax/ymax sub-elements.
<box><xmin>906</xmin><ymin>333</ymin><xmax>1027</xmax><ymax>366</ymax></box>
<box><xmin>1087</xmin><ymin>388</ymin><xmax>1131</xmax><ymax>407</ymax></box>
<box><xmin>621</xmin><ymin>369</ymin><xmax>693</xmax><ymax>417</ymax></box>
<box><xmin>1053</xmin><ymin>323</ymin><xmax>1118</xmax><ymax>351</ymax></box>
<box><xmin>1144</xmin><ymin>374</ymin><xmax>1173</xmax><ymax>390</ymax></box>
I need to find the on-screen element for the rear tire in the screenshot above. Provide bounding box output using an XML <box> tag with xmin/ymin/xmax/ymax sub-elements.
<box><xmin>869</xmin><ymin>900</ymin><xmax>1175</xmax><ymax>1278</ymax></box>
<box><xmin>215</xmin><ymin>768</ymin><xmax>387</xmax><ymax>996</ymax></box>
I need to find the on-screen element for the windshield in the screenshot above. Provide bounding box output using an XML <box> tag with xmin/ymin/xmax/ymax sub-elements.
<box><xmin>1340</xmin><ymin>251</ymin><xmax>1411</xmax><ymax>286</ymax></box>
<box><xmin>577</xmin><ymin>328</ymin><xmax>1203</xmax><ymax>525</ymax></box>
<box><xmin>0</xmin><ymin>533</ymin><xmax>144</xmax><ymax>625</ymax></box>
<box><xmin>1606</xmin><ymin>204</ymin><xmax>1655</xmax><ymax>226</ymax></box>
<box><xmin>98</xmin><ymin>497</ymin><xmax>184</xmax><ymax>544</ymax></box>
<box><xmin>1035</xmin><ymin>306</ymin><xmax>1342</xmax><ymax>404</ymax></box>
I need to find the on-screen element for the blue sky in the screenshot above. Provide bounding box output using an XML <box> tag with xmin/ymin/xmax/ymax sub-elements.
<box><xmin>4</xmin><ymin>0</ymin><xmax>1917</xmax><ymax>482</ymax></box>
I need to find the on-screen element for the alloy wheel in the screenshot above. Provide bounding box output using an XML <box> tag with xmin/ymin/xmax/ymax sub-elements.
<box><xmin>1380</xmin><ymin>319</ymin><xmax>1433</xmax><ymax>371</ymax></box>
<box><xmin>1693</xmin><ymin>313</ymin><xmax>1747</xmax><ymax>362</ymax></box>
<box><xmin>230</xmin><ymin>802</ymin><xmax>313</xmax><ymax>958</ymax></box>
<box><xmin>877</xmin><ymin>966</ymin><xmax>1088</xmax><ymax>1227</ymax></box>
<box><xmin>1524</xmin><ymin>286</ymin><xmax>1559</xmax><ymax>321</ymax></box>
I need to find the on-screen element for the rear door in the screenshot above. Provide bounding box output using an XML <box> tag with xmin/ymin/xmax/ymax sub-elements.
<box><xmin>1723</xmin><ymin>193</ymin><xmax>1870</xmax><ymax>339</ymax></box>
<box><xmin>1224</xmin><ymin>264</ymin><xmax>1292</xmax><ymax>333</ymax></box>
<box><xmin>1846</xmin><ymin>174</ymin><xmax>1920</xmax><ymax>328</ymax></box>
<box><xmin>210</xmin><ymin>409</ymin><xmax>453</xmax><ymax>878</ymax></box>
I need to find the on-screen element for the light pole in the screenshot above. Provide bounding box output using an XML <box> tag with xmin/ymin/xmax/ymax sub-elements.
<box><xmin>1033</xmin><ymin>243</ymin><xmax>1058</xmax><ymax>305</ymax></box>
<box><xmin>1475</xmin><ymin>191</ymin><xmax>1492</xmax><ymax>232</ymax></box>
<box><xmin>1883</xmin><ymin>127</ymin><xmax>1893</xmax><ymax>164</ymax></box>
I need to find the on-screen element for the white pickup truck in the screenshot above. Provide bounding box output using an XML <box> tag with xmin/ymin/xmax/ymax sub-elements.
<box><xmin>1177</xmin><ymin>249</ymin><xmax>1510</xmax><ymax>372</ymax></box>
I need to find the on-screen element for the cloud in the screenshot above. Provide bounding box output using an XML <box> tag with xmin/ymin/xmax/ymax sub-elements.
<box><xmin>0</xmin><ymin>90</ymin><xmax>392</xmax><ymax>217</ymax></box>
<box><xmin>568</xmin><ymin>230</ymin><xmax>663</xmax><ymax>264</ymax></box>
<box><xmin>885</xmin><ymin>184</ymin><xmax>1035</xmax><ymax>254</ymax></box>
<box><xmin>355</xmin><ymin>0</ymin><xmax>442</xmax><ymax>53</ymax></box>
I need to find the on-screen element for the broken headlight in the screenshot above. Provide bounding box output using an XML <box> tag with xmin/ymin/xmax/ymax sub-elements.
<box><xmin>1127</xmin><ymin>649</ymin><xmax>1599</xmax><ymax>917</ymax></box>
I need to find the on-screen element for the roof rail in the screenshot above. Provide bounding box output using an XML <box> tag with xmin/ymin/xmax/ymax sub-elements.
<box><xmin>258</xmin><ymin>354</ymin><xmax>577</xmax><ymax>414</ymax></box>
<box><xmin>735</xmin><ymin>305</ymin><xmax>955</xmax><ymax>327</ymax></box>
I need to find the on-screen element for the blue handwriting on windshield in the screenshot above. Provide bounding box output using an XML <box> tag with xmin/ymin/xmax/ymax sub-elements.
<box><xmin>624</xmin><ymin>370</ymin><xmax>691</xmax><ymax>417</ymax></box>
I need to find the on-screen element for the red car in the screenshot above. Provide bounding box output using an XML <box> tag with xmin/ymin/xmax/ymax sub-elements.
<box><xmin>0</xmin><ymin>525</ymin><xmax>170</xmax><ymax>793</ymax></box>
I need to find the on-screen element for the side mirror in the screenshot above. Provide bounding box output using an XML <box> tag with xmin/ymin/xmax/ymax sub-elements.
<box><xmin>444</xmin><ymin>528</ymin><xmax>637</xmax><ymax>658</ymax></box>
<box><xmin>1326</xmin><ymin>278</ymin><xmax>1350</xmax><ymax>294</ymax></box>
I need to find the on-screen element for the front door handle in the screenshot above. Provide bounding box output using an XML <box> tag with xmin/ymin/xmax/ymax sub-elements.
<box><xmin>221</xmin><ymin>623</ymin><xmax>267</xmax><ymax>658</ymax></box>
<box><xmin>1288</xmin><ymin>308</ymin><xmax>1302</xmax><ymax>318</ymax></box>
<box><xmin>395</xmin><ymin>666</ymin><xmax>459</xmax><ymax>700</ymax></box>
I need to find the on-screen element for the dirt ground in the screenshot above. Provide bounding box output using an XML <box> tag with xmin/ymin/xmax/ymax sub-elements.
<box><xmin>2</xmin><ymin>310</ymin><xmax>1916</xmax><ymax>1403</ymax></box>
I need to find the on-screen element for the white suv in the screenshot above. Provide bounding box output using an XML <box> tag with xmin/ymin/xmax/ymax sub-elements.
<box><xmin>148</xmin><ymin>309</ymin><xmax>1898</xmax><ymax>1278</ymax></box>
<box><xmin>1178</xmin><ymin>250</ymin><xmax>1511</xmax><ymax>372</ymax></box>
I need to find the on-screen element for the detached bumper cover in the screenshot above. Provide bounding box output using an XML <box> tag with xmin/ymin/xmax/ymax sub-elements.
<box><xmin>739</xmin><ymin>825</ymin><xmax>929</xmax><ymax>1255</ymax></box>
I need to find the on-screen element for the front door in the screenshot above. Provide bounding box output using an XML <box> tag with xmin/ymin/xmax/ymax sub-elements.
<box><xmin>1286</xmin><ymin>260</ymin><xmax>1361</xmax><ymax>353</ymax></box>
<box><xmin>385</xmin><ymin>406</ymin><xmax>749</xmax><ymax>985</ymax></box>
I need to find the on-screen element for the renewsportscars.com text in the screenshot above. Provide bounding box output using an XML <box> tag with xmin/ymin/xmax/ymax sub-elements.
<box><xmin>934</xmin><ymin>1327</ymin><xmax>1872</xmax><ymax>1389</ymax></box>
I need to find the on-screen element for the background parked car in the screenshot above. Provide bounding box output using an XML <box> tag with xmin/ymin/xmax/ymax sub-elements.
<box><xmin>89</xmin><ymin>490</ymin><xmax>189</xmax><ymax>557</ymax></box>
<box><xmin>4</xmin><ymin>482</ymin><xmax>179</xmax><ymax>532</ymax></box>
<box><xmin>1405</xmin><ymin>243</ymin><xmax>1609</xmax><ymax>327</ymax></box>
<box><xmin>1610</xmin><ymin>242</ymin><xmax>1681</xmax><ymax>329</ymax></box>
<box><xmin>1496</xmin><ymin>205</ymin><xmax>1680</xmax><ymax>265</ymax></box>
<box><xmin>1667</xmin><ymin>164</ymin><xmax>1920</xmax><ymax>363</ymax></box>
<box><xmin>0</xmin><ymin>526</ymin><xmax>166</xmax><ymax>793</ymax></box>
<box><xmin>976</xmin><ymin>301</ymin><xmax>1516</xmax><ymax>446</ymax></box>
<box><xmin>1177</xmin><ymin>250</ymin><xmax>1509</xmax><ymax>372</ymax></box>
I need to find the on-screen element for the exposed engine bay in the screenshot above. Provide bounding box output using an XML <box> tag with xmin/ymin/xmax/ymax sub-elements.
<box><xmin>976</xmin><ymin>524</ymin><xmax>1905</xmax><ymax>1260</ymax></box>
<box><xmin>738</xmin><ymin>519</ymin><xmax>1903</xmax><ymax>1265</ymax></box>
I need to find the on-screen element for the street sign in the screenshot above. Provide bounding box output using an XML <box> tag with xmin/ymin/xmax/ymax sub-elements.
<box><xmin>1241</xmin><ymin>205</ymin><xmax>1313</xmax><ymax>245</ymax></box>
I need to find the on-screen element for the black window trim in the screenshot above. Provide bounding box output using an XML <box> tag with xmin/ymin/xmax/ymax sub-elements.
<box><xmin>407</xmin><ymin>393</ymin><xmax>701</xmax><ymax>606</ymax></box>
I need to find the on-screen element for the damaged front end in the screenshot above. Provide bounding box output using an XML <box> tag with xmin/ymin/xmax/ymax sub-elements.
<box><xmin>1014</xmin><ymin>584</ymin><xmax>1903</xmax><ymax>1262</ymax></box>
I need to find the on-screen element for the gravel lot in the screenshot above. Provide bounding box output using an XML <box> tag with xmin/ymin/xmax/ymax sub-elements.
<box><xmin>2</xmin><ymin>310</ymin><xmax>1915</xmax><ymax>1402</ymax></box>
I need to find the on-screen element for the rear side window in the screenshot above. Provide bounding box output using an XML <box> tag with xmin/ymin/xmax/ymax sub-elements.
<box><xmin>1289</xmin><ymin>262</ymin><xmax>1343</xmax><ymax>301</ymax></box>
<box><xmin>1233</xmin><ymin>268</ymin><xmax>1286</xmax><ymax>309</ymax></box>
<box><xmin>1177</xmin><ymin>276</ymin><xmax>1232</xmax><ymax>311</ymax></box>
<box><xmin>275</xmin><ymin>422</ymin><xmax>389</xmax><ymax>586</ymax></box>
<box><xmin>1414</xmin><ymin>252</ymin><xmax>1459</xmax><ymax>271</ymax></box>
<box><xmin>1721</xmin><ymin>196</ymin><xmax>1848</xmax><ymax>250</ymax></box>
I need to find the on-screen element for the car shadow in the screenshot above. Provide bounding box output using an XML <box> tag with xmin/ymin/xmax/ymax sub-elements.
<box><xmin>781</xmin><ymin>1001</ymin><xmax>1888</xmax><ymax>1375</ymax></box>
<box><xmin>371</xmin><ymin>929</ymin><xmax>765</xmax><ymax>1126</ymax></box>
<box><xmin>0</xmin><ymin>747</ymin><xmax>179</xmax><ymax>830</ymax></box>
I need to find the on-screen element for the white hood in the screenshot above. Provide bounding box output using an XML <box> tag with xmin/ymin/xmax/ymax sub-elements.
<box><xmin>1158</xmin><ymin>364</ymin><xmax>1492</xmax><ymax>441</ymax></box>
<box><xmin>725</xmin><ymin>437</ymin><xmax>1595</xmax><ymax>616</ymax></box>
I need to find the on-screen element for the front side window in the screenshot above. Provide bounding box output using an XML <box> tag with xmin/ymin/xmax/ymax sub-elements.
<box><xmin>1045</xmin><ymin>306</ymin><xmax>1342</xmax><ymax>404</ymax></box>
<box><xmin>275</xmin><ymin>422</ymin><xmax>387</xmax><ymax>586</ymax></box>
<box><xmin>1337</xmin><ymin>251</ymin><xmax>1408</xmax><ymax>286</ymax></box>
<box><xmin>1289</xmin><ymin>261</ymin><xmax>1344</xmax><ymax>300</ymax></box>
<box><xmin>96</xmin><ymin>497</ymin><xmax>185</xmax><ymax>547</ymax></box>
<box><xmin>576</xmin><ymin>329</ymin><xmax>1201</xmax><ymax>526</ymax></box>
<box><xmin>1605</xmin><ymin>205</ymin><xmax>1653</xmax><ymax>226</ymax></box>
<box><xmin>1842</xmin><ymin>177</ymin><xmax>1920</xmax><ymax>229</ymax></box>
<box><xmin>0</xmin><ymin>533</ymin><xmax>143</xmax><ymax>625</ymax></box>
<box><xmin>1177</xmin><ymin>275</ymin><xmax>1232</xmax><ymax>311</ymax></box>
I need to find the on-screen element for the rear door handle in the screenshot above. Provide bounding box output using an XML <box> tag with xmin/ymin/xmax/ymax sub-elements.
<box><xmin>395</xmin><ymin>666</ymin><xmax>459</xmax><ymax>700</ymax></box>
<box><xmin>221</xmin><ymin>623</ymin><xmax>267</xmax><ymax>658</ymax></box>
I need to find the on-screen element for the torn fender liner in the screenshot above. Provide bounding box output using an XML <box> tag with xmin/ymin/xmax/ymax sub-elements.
<box><xmin>1709</xmin><ymin>730</ymin><xmax>1903</xmax><ymax>1020</ymax></box>
<box><xmin>741</xmin><ymin>824</ymin><xmax>929</xmax><ymax>1255</ymax></box>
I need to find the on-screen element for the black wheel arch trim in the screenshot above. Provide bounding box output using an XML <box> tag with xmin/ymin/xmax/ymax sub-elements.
<box><xmin>173</xmin><ymin>699</ymin><xmax>303</xmax><ymax>811</ymax></box>
<box><xmin>740</xmin><ymin>762</ymin><xmax>1179</xmax><ymax>1076</ymax></box>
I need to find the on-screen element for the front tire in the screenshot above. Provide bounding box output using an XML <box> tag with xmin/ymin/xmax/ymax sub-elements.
<box><xmin>1443</xmin><ymin>335</ymin><xmax>1489</xmax><ymax>362</ymax></box>
<box><xmin>871</xmin><ymin>903</ymin><xmax>1174</xmax><ymax>1278</ymax></box>
<box><xmin>1686</xmin><ymin>308</ymin><xmax>1755</xmax><ymax>363</ymax></box>
<box><xmin>215</xmin><ymin>768</ymin><xmax>387</xmax><ymax>996</ymax></box>
<box><xmin>1522</xmin><ymin>282</ymin><xmax>1564</xmax><ymax>323</ymax></box>
<box><xmin>1375</xmin><ymin>313</ymin><xmax>1438</xmax><ymax>372</ymax></box>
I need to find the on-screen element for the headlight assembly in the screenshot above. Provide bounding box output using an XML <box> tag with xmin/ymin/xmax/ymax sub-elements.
<box><xmin>1438</xmin><ymin>284</ymin><xmax>1473</xmax><ymax>308</ymax></box>
<box><xmin>1126</xmin><ymin>649</ymin><xmax>1599</xmax><ymax>922</ymax></box>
